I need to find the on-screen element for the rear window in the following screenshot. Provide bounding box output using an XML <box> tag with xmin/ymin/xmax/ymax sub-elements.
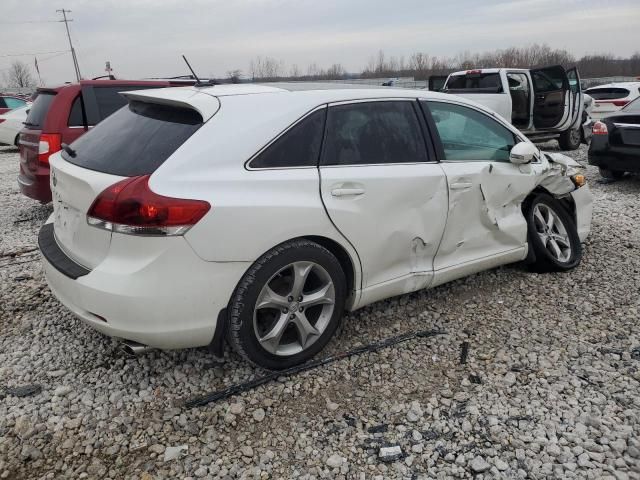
<box><xmin>446</xmin><ymin>73</ymin><xmax>503</xmax><ymax>93</ymax></box>
<box><xmin>62</xmin><ymin>100</ymin><xmax>203</xmax><ymax>176</ymax></box>
<box><xmin>585</xmin><ymin>88</ymin><xmax>630</xmax><ymax>100</ymax></box>
<box><xmin>24</xmin><ymin>92</ymin><xmax>55</xmax><ymax>128</ymax></box>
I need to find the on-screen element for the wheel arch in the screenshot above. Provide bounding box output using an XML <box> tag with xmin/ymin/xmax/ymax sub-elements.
<box><xmin>523</xmin><ymin>186</ymin><xmax>577</xmax><ymax>224</ymax></box>
<box><xmin>302</xmin><ymin>235</ymin><xmax>358</xmax><ymax>304</ymax></box>
<box><xmin>522</xmin><ymin>186</ymin><xmax>577</xmax><ymax>264</ymax></box>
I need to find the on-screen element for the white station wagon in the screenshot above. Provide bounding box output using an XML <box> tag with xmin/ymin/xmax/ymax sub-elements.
<box><xmin>39</xmin><ymin>83</ymin><xmax>593</xmax><ymax>369</ymax></box>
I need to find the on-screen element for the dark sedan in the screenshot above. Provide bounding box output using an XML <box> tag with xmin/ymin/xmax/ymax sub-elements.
<box><xmin>589</xmin><ymin>97</ymin><xmax>640</xmax><ymax>179</ymax></box>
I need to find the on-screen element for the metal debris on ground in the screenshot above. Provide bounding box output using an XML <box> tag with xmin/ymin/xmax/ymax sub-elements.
<box><xmin>185</xmin><ymin>329</ymin><xmax>444</xmax><ymax>408</ymax></box>
<box><xmin>460</xmin><ymin>341</ymin><xmax>470</xmax><ymax>364</ymax></box>
<box><xmin>378</xmin><ymin>445</ymin><xmax>403</xmax><ymax>463</ymax></box>
<box><xmin>4</xmin><ymin>384</ymin><xmax>42</xmax><ymax>398</ymax></box>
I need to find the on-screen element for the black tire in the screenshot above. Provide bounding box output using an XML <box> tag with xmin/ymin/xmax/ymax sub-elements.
<box><xmin>598</xmin><ymin>167</ymin><xmax>624</xmax><ymax>180</ymax></box>
<box><xmin>14</xmin><ymin>134</ymin><xmax>20</xmax><ymax>147</ymax></box>
<box><xmin>558</xmin><ymin>127</ymin><xmax>582</xmax><ymax>150</ymax></box>
<box><xmin>228</xmin><ymin>239</ymin><xmax>347</xmax><ymax>370</ymax></box>
<box><xmin>525</xmin><ymin>193</ymin><xmax>582</xmax><ymax>273</ymax></box>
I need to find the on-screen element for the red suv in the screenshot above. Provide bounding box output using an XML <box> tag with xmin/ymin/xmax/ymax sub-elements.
<box><xmin>18</xmin><ymin>79</ymin><xmax>191</xmax><ymax>203</ymax></box>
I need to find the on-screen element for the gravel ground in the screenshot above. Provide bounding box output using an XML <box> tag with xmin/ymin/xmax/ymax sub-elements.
<box><xmin>1</xmin><ymin>143</ymin><xmax>639</xmax><ymax>480</ymax></box>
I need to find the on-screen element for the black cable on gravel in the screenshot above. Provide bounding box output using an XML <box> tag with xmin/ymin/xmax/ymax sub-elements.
<box><xmin>185</xmin><ymin>329</ymin><xmax>445</xmax><ymax>408</ymax></box>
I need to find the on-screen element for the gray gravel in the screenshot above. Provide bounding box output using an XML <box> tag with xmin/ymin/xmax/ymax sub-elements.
<box><xmin>1</xmin><ymin>143</ymin><xmax>640</xmax><ymax>479</ymax></box>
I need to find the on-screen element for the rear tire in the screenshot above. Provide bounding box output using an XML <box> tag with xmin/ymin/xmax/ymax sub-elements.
<box><xmin>14</xmin><ymin>134</ymin><xmax>19</xmax><ymax>147</ymax></box>
<box><xmin>525</xmin><ymin>193</ymin><xmax>582</xmax><ymax>272</ymax></box>
<box><xmin>558</xmin><ymin>128</ymin><xmax>581</xmax><ymax>150</ymax></box>
<box><xmin>228</xmin><ymin>239</ymin><xmax>347</xmax><ymax>370</ymax></box>
<box><xmin>598</xmin><ymin>167</ymin><xmax>624</xmax><ymax>180</ymax></box>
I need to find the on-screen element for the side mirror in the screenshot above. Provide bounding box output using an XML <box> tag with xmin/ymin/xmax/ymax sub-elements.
<box><xmin>509</xmin><ymin>142</ymin><xmax>537</xmax><ymax>164</ymax></box>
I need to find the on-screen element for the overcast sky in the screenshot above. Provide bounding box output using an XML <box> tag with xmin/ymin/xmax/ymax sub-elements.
<box><xmin>2</xmin><ymin>0</ymin><xmax>639</xmax><ymax>84</ymax></box>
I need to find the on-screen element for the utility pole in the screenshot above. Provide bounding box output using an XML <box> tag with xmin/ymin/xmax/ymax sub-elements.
<box><xmin>56</xmin><ymin>8</ymin><xmax>81</xmax><ymax>81</ymax></box>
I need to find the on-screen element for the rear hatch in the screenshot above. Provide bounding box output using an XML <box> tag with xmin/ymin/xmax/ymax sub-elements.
<box><xmin>19</xmin><ymin>91</ymin><xmax>56</xmax><ymax>176</ymax></box>
<box><xmin>586</xmin><ymin>87</ymin><xmax>631</xmax><ymax>116</ymax></box>
<box><xmin>49</xmin><ymin>89</ymin><xmax>219</xmax><ymax>269</ymax></box>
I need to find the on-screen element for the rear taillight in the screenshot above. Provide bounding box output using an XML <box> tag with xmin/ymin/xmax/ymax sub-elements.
<box><xmin>0</xmin><ymin>119</ymin><xmax>5</xmax><ymax>124</ymax></box>
<box><xmin>611</xmin><ymin>100</ymin><xmax>629</xmax><ymax>107</ymax></box>
<box><xmin>87</xmin><ymin>175</ymin><xmax>210</xmax><ymax>236</ymax></box>
<box><xmin>592</xmin><ymin>121</ymin><xmax>608</xmax><ymax>135</ymax></box>
<box><xmin>595</xmin><ymin>100</ymin><xmax>629</xmax><ymax>107</ymax></box>
<box><xmin>38</xmin><ymin>133</ymin><xmax>62</xmax><ymax>165</ymax></box>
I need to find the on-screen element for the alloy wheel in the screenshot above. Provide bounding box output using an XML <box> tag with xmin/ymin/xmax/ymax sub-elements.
<box><xmin>533</xmin><ymin>203</ymin><xmax>572</xmax><ymax>263</ymax></box>
<box><xmin>253</xmin><ymin>261</ymin><xmax>335</xmax><ymax>356</ymax></box>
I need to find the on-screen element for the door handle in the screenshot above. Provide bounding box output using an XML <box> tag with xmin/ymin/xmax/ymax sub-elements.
<box><xmin>331</xmin><ymin>187</ymin><xmax>365</xmax><ymax>197</ymax></box>
<box><xmin>450</xmin><ymin>182</ymin><xmax>473</xmax><ymax>190</ymax></box>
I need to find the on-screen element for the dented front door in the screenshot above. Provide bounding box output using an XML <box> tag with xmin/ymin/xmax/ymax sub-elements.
<box><xmin>423</xmin><ymin>100</ymin><xmax>542</xmax><ymax>271</ymax></box>
<box><xmin>433</xmin><ymin>161</ymin><xmax>539</xmax><ymax>270</ymax></box>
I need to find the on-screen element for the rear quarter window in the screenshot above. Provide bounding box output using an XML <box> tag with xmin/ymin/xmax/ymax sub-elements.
<box><xmin>446</xmin><ymin>73</ymin><xmax>503</xmax><ymax>93</ymax></box>
<box><xmin>62</xmin><ymin>100</ymin><xmax>203</xmax><ymax>176</ymax></box>
<box><xmin>24</xmin><ymin>92</ymin><xmax>56</xmax><ymax>128</ymax></box>
<box><xmin>250</xmin><ymin>109</ymin><xmax>326</xmax><ymax>168</ymax></box>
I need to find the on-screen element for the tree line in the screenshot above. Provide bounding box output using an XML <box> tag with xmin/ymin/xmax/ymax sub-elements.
<box><xmin>238</xmin><ymin>44</ymin><xmax>640</xmax><ymax>82</ymax></box>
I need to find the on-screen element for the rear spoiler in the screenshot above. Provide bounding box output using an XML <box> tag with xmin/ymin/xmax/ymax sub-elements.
<box><xmin>120</xmin><ymin>88</ymin><xmax>221</xmax><ymax>121</ymax></box>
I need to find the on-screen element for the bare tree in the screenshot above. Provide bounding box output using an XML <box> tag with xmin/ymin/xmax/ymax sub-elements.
<box><xmin>226</xmin><ymin>69</ymin><xmax>243</xmax><ymax>83</ymax></box>
<box><xmin>289</xmin><ymin>64</ymin><xmax>301</xmax><ymax>78</ymax></box>
<box><xmin>4</xmin><ymin>60</ymin><xmax>36</xmax><ymax>88</ymax></box>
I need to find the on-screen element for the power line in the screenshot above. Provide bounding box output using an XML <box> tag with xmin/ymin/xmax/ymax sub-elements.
<box><xmin>0</xmin><ymin>20</ymin><xmax>59</xmax><ymax>24</ymax></box>
<box><xmin>0</xmin><ymin>50</ymin><xmax>68</xmax><ymax>58</ymax></box>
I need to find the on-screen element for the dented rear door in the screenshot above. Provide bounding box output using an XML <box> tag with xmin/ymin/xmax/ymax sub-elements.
<box><xmin>319</xmin><ymin>100</ymin><xmax>448</xmax><ymax>289</ymax></box>
<box><xmin>423</xmin><ymin>100</ymin><xmax>543</xmax><ymax>271</ymax></box>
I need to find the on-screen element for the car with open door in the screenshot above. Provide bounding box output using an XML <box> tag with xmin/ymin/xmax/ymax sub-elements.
<box><xmin>38</xmin><ymin>84</ymin><xmax>592</xmax><ymax>370</ymax></box>
<box><xmin>429</xmin><ymin>66</ymin><xmax>585</xmax><ymax>150</ymax></box>
<box><xmin>588</xmin><ymin>96</ymin><xmax>640</xmax><ymax>179</ymax></box>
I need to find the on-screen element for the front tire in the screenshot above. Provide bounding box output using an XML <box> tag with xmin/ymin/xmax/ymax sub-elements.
<box><xmin>525</xmin><ymin>194</ymin><xmax>582</xmax><ymax>272</ymax></box>
<box><xmin>558</xmin><ymin>127</ymin><xmax>582</xmax><ymax>150</ymax></box>
<box><xmin>228</xmin><ymin>239</ymin><xmax>347</xmax><ymax>370</ymax></box>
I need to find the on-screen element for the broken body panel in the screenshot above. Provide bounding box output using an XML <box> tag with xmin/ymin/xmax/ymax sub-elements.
<box><xmin>351</xmin><ymin>150</ymin><xmax>591</xmax><ymax>310</ymax></box>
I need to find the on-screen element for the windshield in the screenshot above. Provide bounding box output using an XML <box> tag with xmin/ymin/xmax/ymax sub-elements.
<box><xmin>622</xmin><ymin>97</ymin><xmax>640</xmax><ymax>113</ymax></box>
<box><xmin>24</xmin><ymin>92</ymin><xmax>55</xmax><ymax>128</ymax></box>
<box><xmin>63</xmin><ymin>100</ymin><xmax>203</xmax><ymax>176</ymax></box>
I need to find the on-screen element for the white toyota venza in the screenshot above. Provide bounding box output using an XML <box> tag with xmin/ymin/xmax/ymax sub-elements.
<box><xmin>39</xmin><ymin>83</ymin><xmax>593</xmax><ymax>369</ymax></box>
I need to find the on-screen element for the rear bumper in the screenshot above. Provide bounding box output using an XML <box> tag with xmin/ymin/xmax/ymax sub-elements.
<box><xmin>588</xmin><ymin>141</ymin><xmax>640</xmax><ymax>173</ymax></box>
<box><xmin>18</xmin><ymin>163</ymin><xmax>52</xmax><ymax>203</ymax></box>
<box><xmin>40</xmin><ymin>221</ymin><xmax>250</xmax><ymax>349</ymax></box>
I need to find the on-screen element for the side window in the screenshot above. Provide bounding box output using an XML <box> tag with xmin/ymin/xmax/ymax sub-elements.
<box><xmin>322</xmin><ymin>101</ymin><xmax>428</xmax><ymax>166</ymax></box>
<box><xmin>0</xmin><ymin>98</ymin><xmax>7</xmax><ymax>108</ymax></box>
<box><xmin>250</xmin><ymin>109</ymin><xmax>326</xmax><ymax>168</ymax></box>
<box><xmin>68</xmin><ymin>95</ymin><xmax>86</xmax><ymax>127</ymax></box>
<box><xmin>5</xmin><ymin>97</ymin><xmax>26</xmax><ymax>109</ymax></box>
<box><xmin>93</xmin><ymin>87</ymin><xmax>132</xmax><ymax>120</ymax></box>
<box><xmin>426</xmin><ymin>101</ymin><xmax>517</xmax><ymax>162</ymax></box>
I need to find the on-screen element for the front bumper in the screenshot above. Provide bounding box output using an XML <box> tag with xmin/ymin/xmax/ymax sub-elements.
<box><xmin>40</xmin><ymin>221</ymin><xmax>250</xmax><ymax>349</ymax></box>
<box><xmin>570</xmin><ymin>184</ymin><xmax>593</xmax><ymax>243</ymax></box>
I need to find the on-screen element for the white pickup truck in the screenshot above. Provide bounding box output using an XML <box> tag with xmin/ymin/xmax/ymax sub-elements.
<box><xmin>429</xmin><ymin>66</ymin><xmax>585</xmax><ymax>150</ymax></box>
